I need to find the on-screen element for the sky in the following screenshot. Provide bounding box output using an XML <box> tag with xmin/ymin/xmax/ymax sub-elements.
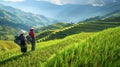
<box><xmin>2</xmin><ymin>0</ymin><xmax>103</xmax><ymax>4</ymax></box>
<box><xmin>3</xmin><ymin>0</ymin><xmax>24</xmax><ymax>2</ymax></box>
<box><xmin>2</xmin><ymin>0</ymin><xmax>115</xmax><ymax>6</ymax></box>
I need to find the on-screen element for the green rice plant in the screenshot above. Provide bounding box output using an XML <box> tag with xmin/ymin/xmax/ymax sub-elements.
<box><xmin>1</xmin><ymin>26</ymin><xmax>120</xmax><ymax>67</ymax></box>
<box><xmin>46</xmin><ymin>26</ymin><xmax>120</xmax><ymax>67</ymax></box>
<box><xmin>0</xmin><ymin>32</ymin><xmax>93</xmax><ymax>67</ymax></box>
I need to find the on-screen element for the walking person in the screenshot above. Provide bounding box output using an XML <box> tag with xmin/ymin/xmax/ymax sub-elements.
<box><xmin>19</xmin><ymin>30</ymin><xmax>27</xmax><ymax>54</ymax></box>
<box><xmin>29</xmin><ymin>28</ymin><xmax>36</xmax><ymax>51</ymax></box>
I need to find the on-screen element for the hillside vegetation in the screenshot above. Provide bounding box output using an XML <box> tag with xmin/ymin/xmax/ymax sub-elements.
<box><xmin>35</xmin><ymin>22</ymin><xmax>74</xmax><ymax>33</ymax></box>
<box><xmin>46</xmin><ymin>26</ymin><xmax>120</xmax><ymax>67</ymax></box>
<box><xmin>37</xmin><ymin>21</ymin><xmax>120</xmax><ymax>42</ymax></box>
<box><xmin>0</xmin><ymin>26</ymin><xmax>19</xmax><ymax>40</ymax></box>
<box><xmin>36</xmin><ymin>22</ymin><xmax>74</xmax><ymax>40</ymax></box>
<box><xmin>0</xmin><ymin>26</ymin><xmax>120</xmax><ymax>67</ymax></box>
<box><xmin>37</xmin><ymin>10</ymin><xmax>120</xmax><ymax>42</ymax></box>
<box><xmin>0</xmin><ymin>40</ymin><xmax>18</xmax><ymax>52</ymax></box>
<box><xmin>0</xmin><ymin>32</ymin><xmax>94</xmax><ymax>67</ymax></box>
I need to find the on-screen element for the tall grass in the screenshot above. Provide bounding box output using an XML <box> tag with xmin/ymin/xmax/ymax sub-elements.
<box><xmin>0</xmin><ymin>32</ymin><xmax>93</xmax><ymax>67</ymax></box>
<box><xmin>46</xmin><ymin>26</ymin><xmax>120</xmax><ymax>67</ymax></box>
<box><xmin>0</xmin><ymin>26</ymin><xmax>120</xmax><ymax>67</ymax></box>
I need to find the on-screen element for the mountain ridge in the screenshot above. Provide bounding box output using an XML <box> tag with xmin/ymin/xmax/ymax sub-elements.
<box><xmin>0</xmin><ymin>4</ymin><xmax>58</xmax><ymax>28</ymax></box>
<box><xmin>1</xmin><ymin>0</ymin><xmax>120</xmax><ymax>22</ymax></box>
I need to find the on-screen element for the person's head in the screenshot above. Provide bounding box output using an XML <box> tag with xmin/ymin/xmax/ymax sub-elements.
<box><xmin>30</xmin><ymin>28</ymin><xmax>34</xmax><ymax>31</ymax></box>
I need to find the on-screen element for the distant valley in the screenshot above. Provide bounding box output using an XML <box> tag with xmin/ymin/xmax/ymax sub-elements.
<box><xmin>1</xmin><ymin>0</ymin><xmax>120</xmax><ymax>22</ymax></box>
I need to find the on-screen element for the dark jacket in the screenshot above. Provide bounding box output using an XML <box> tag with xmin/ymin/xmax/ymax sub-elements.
<box><xmin>19</xmin><ymin>34</ymin><xmax>27</xmax><ymax>48</ymax></box>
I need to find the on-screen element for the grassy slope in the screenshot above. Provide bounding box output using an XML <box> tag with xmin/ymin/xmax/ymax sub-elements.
<box><xmin>46</xmin><ymin>26</ymin><xmax>120</xmax><ymax>67</ymax></box>
<box><xmin>0</xmin><ymin>40</ymin><xmax>18</xmax><ymax>52</ymax></box>
<box><xmin>0</xmin><ymin>26</ymin><xmax>19</xmax><ymax>40</ymax></box>
<box><xmin>0</xmin><ymin>32</ymin><xmax>94</xmax><ymax>67</ymax></box>
<box><xmin>35</xmin><ymin>22</ymin><xmax>73</xmax><ymax>33</ymax></box>
<box><xmin>37</xmin><ymin>21</ymin><xmax>120</xmax><ymax>42</ymax></box>
<box><xmin>0</xmin><ymin>26</ymin><xmax>120</xmax><ymax>67</ymax></box>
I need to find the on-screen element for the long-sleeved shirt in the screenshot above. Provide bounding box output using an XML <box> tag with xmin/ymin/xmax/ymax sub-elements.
<box><xmin>29</xmin><ymin>31</ymin><xmax>35</xmax><ymax>39</ymax></box>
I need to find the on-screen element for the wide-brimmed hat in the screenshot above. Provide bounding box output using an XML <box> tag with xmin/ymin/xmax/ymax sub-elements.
<box><xmin>20</xmin><ymin>30</ymin><xmax>26</xmax><ymax>34</ymax></box>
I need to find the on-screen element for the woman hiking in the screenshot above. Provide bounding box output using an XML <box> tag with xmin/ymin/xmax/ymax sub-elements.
<box><xmin>29</xmin><ymin>28</ymin><xmax>36</xmax><ymax>51</ymax></box>
<box><xmin>19</xmin><ymin>30</ymin><xmax>27</xmax><ymax>54</ymax></box>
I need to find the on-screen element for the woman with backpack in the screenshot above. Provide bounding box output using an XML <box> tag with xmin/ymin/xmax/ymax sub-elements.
<box><xmin>19</xmin><ymin>30</ymin><xmax>27</xmax><ymax>54</ymax></box>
